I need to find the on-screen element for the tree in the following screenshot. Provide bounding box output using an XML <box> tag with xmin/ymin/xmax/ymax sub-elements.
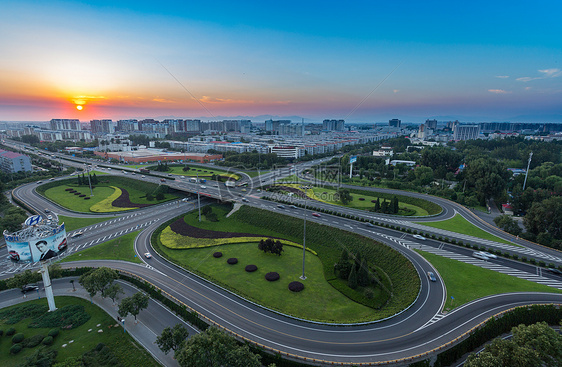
<box><xmin>357</xmin><ymin>259</ymin><xmax>370</xmax><ymax>287</ymax></box>
<box><xmin>20</xmin><ymin>346</ymin><xmax>58</xmax><ymax>367</ymax></box>
<box><xmin>271</xmin><ymin>240</ymin><xmax>284</xmax><ymax>256</ymax></box>
<box><xmin>175</xmin><ymin>326</ymin><xmax>261</xmax><ymax>367</ymax></box>
<box><xmin>156</xmin><ymin>324</ymin><xmax>190</xmax><ymax>355</ymax></box>
<box><xmin>118</xmin><ymin>292</ymin><xmax>150</xmax><ymax>322</ymax></box>
<box><xmin>494</xmin><ymin>215</ymin><xmax>522</xmax><ymax>236</ymax></box>
<box><xmin>182</xmin><ymin>165</ymin><xmax>190</xmax><ymax>172</ymax></box>
<box><xmin>348</xmin><ymin>264</ymin><xmax>358</xmax><ymax>289</ymax></box>
<box><xmin>48</xmin><ymin>263</ymin><xmax>63</xmax><ymax>279</ymax></box>
<box><xmin>465</xmin><ymin>322</ymin><xmax>562</xmax><ymax>367</ymax></box>
<box><xmin>102</xmin><ymin>283</ymin><xmax>124</xmax><ymax>304</ymax></box>
<box><xmin>337</xmin><ymin>189</ymin><xmax>353</xmax><ymax>205</ymax></box>
<box><xmin>7</xmin><ymin>270</ymin><xmax>41</xmax><ymax>291</ymax></box>
<box><xmin>78</xmin><ymin>267</ymin><xmax>119</xmax><ymax>298</ymax></box>
<box><xmin>524</xmin><ymin>197</ymin><xmax>562</xmax><ymax>244</ymax></box>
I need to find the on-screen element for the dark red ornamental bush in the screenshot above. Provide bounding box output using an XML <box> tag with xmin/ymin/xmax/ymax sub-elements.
<box><xmin>79</xmin><ymin>194</ymin><xmax>86</xmax><ymax>197</ymax></box>
<box><xmin>265</xmin><ymin>272</ymin><xmax>280</xmax><ymax>281</ymax></box>
<box><xmin>227</xmin><ymin>258</ymin><xmax>238</xmax><ymax>265</ymax></box>
<box><xmin>213</xmin><ymin>252</ymin><xmax>223</xmax><ymax>258</ymax></box>
<box><xmin>74</xmin><ymin>192</ymin><xmax>81</xmax><ymax>195</ymax></box>
<box><xmin>359</xmin><ymin>198</ymin><xmax>365</xmax><ymax>201</ymax></box>
<box><xmin>65</xmin><ymin>188</ymin><xmax>72</xmax><ymax>191</ymax></box>
<box><xmin>288</xmin><ymin>281</ymin><xmax>304</xmax><ymax>292</ymax></box>
<box><xmin>245</xmin><ymin>265</ymin><xmax>258</xmax><ymax>272</ymax></box>
<box><xmin>371</xmin><ymin>200</ymin><xmax>376</xmax><ymax>203</ymax></box>
<box><xmin>84</xmin><ymin>197</ymin><xmax>91</xmax><ymax>200</ymax></box>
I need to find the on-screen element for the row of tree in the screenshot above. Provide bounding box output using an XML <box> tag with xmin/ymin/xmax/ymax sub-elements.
<box><xmin>76</xmin><ymin>173</ymin><xmax>99</xmax><ymax>185</ymax></box>
<box><xmin>258</xmin><ymin>238</ymin><xmax>284</xmax><ymax>256</ymax></box>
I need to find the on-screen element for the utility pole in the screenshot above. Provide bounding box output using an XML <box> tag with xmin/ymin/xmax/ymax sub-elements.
<box><xmin>300</xmin><ymin>200</ymin><xmax>307</xmax><ymax>280</ymax></box>
<box><xmin>86</xmin><ymin>164</ymin><xmax>93</xmax><ymax>196</ymax></box>
<box><xmin>522</xmin><ymin>152</ymin><xmax>533</xmax><ymax>191</ymax></box>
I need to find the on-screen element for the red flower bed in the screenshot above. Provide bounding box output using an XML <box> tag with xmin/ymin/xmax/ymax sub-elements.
<box><xmin>245</xmin><ymin>265</ymin><xmax>258</xmax><ymax>272</ymax></box>
<box><xmin>111</xmin><ymin>188</ymin><xmax>152</xmax><ymax>208</ymax></box>
<box><xmin>288</xmin><ymin>281</ymin><xmax>304</xmax><ymax>292</ymax></box>
<box><xmin>170</xmin><ymin>218</ymin><xmax>266</xmax><ymax>239</ymax></box>
<box><xmin>265</xmin><ymin>272</ymin><xmax>280</xmax><ymax>281</ymax></box>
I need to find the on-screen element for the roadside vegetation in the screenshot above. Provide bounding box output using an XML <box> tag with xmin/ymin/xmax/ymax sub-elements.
<box><xmin>0</xmin><ymin>296</ymin><xmax>158</xmax><ymax>367</ymax></box>
<box><xmin>61</xmin><ymin>230</ymin><xmax>142</xmax><ymax>264</ymax></box>
<box><xmin>415</xmin><ymin>214</ymin><xmax>514</xmax><ymax>245</ymax></box>
<box><xmin>58</xmin><ymin>215</ymin><xmax>111</xmax><ymax>232</ymax></box>
<box><xmin>153</xmin><ymin>204</ymin><xmax>419</xmax><ymax>323</ymax></box>
<box><xmin>37</xmin><ymin>176</ymin><xmax>178</xmax><ymax>213</ymax></box>
<box><xmin>416</xmin><ymin>250</ymin><xmax>562</xmax><ymax>311</ymax></box>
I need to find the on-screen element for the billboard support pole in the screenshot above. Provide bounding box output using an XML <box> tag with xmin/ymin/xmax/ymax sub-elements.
<box><xmin>40</xmin><ymin>262</ymin><xmax>57</xmax><ymax>312</ymax></box>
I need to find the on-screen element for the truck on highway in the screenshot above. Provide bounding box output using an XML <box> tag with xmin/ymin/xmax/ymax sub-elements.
<box><xmin>199</xmin><ymin>178</ymin><xmax>206</xmax><ymax>183</ymax></box>
<box><xmin>189</xmin><ymin>178</ymin><xmax>197</xmax><ymax>183</ymax></box>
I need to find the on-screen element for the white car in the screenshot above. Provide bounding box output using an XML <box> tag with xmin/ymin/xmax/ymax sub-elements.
<box><xmin>200</xmin><ymin>185</ymin><xmax>207</xmax><ymax>189</ymax></box>
<box><xmin>144</xmin><ymin>252</ymin><xmax>152</xmax><ymax>259</ymax></box>
<box><xmin>479</xmin><ymin>251</ymin><xmax>497</xmax><ymax>259</ymax></box>
<box><xmin>413</xmin><ymin>234</ymin><xmax>426</xmax><ymax>240</ymax></box>
<box><xmin>70</xmin><ymin>231</ymin><xmax>83</xmax><ymax>238</ymax></box>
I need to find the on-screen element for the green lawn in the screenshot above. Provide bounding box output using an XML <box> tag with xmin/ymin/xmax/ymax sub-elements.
<box><xmin>0</xmin><ymin>296</ymin><xmax>159</xmax><ymax>367</ymax></box>
<box><xmin>416</xmin><ymin>250</ymin><xmax>562</xmax><ymax>311</ymax></box>
<box><xmin>157</xmin><ymin>242</ymin><xmax>374</xmax><ymax>322</ymax></box>
<box><xmin>44</xmin><ymin>185</ymin><xmax>115</xmax><ymax>212</ymax></box>
<box><xmin>59</xmin><ymin>215</ymin><xmax>111</xmax><ymax>232</ymax></box>
<box><xmin>61</xmin><ymin>231</ymin><xmax>142</xmax><ymax>264</ymax></box>
<box><xmin>414</xmin><ymin>214</ymin><xmax>513</xmax><ymax>245</ymax></box>
<box><xmin>275</xmin><ymin>184</ymin><xmax>428</xmax><ymax>216</ymax></box>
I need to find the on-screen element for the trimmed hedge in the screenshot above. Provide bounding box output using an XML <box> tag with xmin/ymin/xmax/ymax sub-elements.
<box><xmin>10</xmin><ymin>344</ymin><xmax>22</xmax><ymax>354</ymax></box>
<box><xmin>42</xmin><ymin>336</ymin><xmax>54</xmax><ymax>345</ymax></box>
<box><xmin>22</xmin><ymin>334</ymin><xmax>45</xmax><ymax>348</ymax></box>
<box><xmin>213</xmin><ymin>252</ymin><xmax>223</xmax><ymax>258</ymax></box>
<box><xmin>288</xmin><ymin>281</ymin><xmax>304</xmax><ymax>292</ymax></box>
<box><xmin>6</xmin><ymin>327</ymin><xmax>16</xmax><ymax>336</ymax></box>
<box><xmin>12</xmin><ymin>333</ymin><xmax>24</xmax><ymax>343</ymax></box>
<box><xmin>227</xmin><ymin>258</ymin><xmax>238</xmax><ymax>265</ymax></box>
<box><xmin>265</xmin><ymin>272</ymin><xmax>280</xmax><ymax>281</ymax></box>
<box><xmin>48</xmin><ymin>328</ymin><xmax>59</xmax><ymax>337</ymax></box>
<box><xmin>245</xmin><ymin>265</ymin><xmax>258</xmax><ymax>272</ymax></box>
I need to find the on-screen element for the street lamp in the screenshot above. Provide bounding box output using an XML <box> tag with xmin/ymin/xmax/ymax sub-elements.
<box><xmin>300</xmin><ymin>199</ymin><xmax>307</xmax><ymax>280</ymax></box>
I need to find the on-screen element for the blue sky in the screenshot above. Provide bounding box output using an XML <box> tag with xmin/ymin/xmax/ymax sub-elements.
<box><xmin>1</xmin><ymin>0</ymin><xmax>561</xmax><ymax>122</ymax></box>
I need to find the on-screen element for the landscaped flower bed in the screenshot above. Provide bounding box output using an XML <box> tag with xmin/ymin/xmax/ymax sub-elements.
<box><xmin>288</xmin><ymin>281</ymin><xmax>304</xmax><ymax>292</ymax></box>
<box><xmin>111</xmin><ymin>188</ymin><xmax>152</xmax><ymax>208</ymax></box>
<box><xmin>213</xmin><ymin>252</ymin><xmax>223</xmax><ymax>258</ymax></box>
<box><xmin>265</xmin><ymin>272</ymin><xmax>280</xmax><ymax>281</ymax></box>
<box><xmin>227</xmin><ymin>258</ymin><xmax>238</xmax><ymax>265</ymax></box>
<box><xmin>245</xmin><ymin>264</ymin><xmax>258</xmax><ymax>272</ymax></box>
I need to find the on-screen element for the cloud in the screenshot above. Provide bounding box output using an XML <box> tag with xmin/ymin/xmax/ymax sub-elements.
<box><xmin>524</xmin><ymin>86</ymin><xmax>532</xmax><ymax>90</ymax></box>
<box><xmin>393</xmin><ymin>89</ymin><xmax>399</xmax><ymax>94</ymax></box>
<box><xmin>152</xmin><ymin>98</ymin><xmax>175</xmax><ymax>103</ymax></box>
<box><xmin>495</xmin><ymin>75</ymin><xmax>509</xmax><ymax>79</ymax></box>
<box><xmin>199</xmin><ymin>96</ymin><xmax>254</xmax><ymax>104</ymax></box>
<box><xmin>517</xmin><ymin>68</ymin><xmax>562</xmax><ymax>82</ymax></box>
<box><xmin>488</xmin><ymin>89</ymin><xmax>511</xmax><ymax>94</ymax></box>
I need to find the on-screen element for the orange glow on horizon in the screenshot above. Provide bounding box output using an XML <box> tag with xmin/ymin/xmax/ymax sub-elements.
<box><xmin>76</xmin><ymin>105</ymin><xmax>83</xmax><ymax>111</ymax></box>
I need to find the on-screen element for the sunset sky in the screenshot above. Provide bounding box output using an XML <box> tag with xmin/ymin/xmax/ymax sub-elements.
<box><xmin>1</xmin><ymin>0</ymin><xmax>561</xmax><ymax>123</ymax></box>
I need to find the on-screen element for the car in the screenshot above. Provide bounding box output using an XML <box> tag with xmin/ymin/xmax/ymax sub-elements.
<box><xmin>44</xmin><ymin>208</ymin><xmax>50</xmax><ymax>213</ymax></box>
<box><xmin>37</xmin><ymin>181</ymin><xmax>42</xmax><ymax>184</ymax></box>
<box><xmin>49</xmin><ymin>177</ymin><xmax>54</xmax><ymax>181</ymax></box>
<box><xmin>70</xmin><ymin>231</ymin><xmax>83</xmax><ymax>238</ymax></box>
<box><xmin>427</xmin><ymin>272</ymin><xmax>437</xmax><ymax>282</ymax></box>
<box><xmin>242</xmin><ymin>198</ymin><xmax>249</xmax><ymax>203</ymax></box>
<box><xmin>141</xmin><ymin>175</ymin><xmax>145</xmax><ymax>178</ymax></box>
<box><xmin>413</xmin><ymin>234</ymin><xmax>426</xmax><ymax>240</ymax></box>
<box><xmin>160</xmin><ymin>179</ymin><xmax>166</xmax><ymax>182</ymax></box>
<box><xmin>21</xmin><ymin>285</ymin><xmax>39</xmax><ymax>293</ymax></box>
<box><xmin>123</xmin><ymin>171</ymin><xmax>127</xmax><ymax>175</ymax></box>
<box><xmin>47</xmin><ymin>215</ymin><xmax>53</xmax><ymax>220</ymax></box>
<box><xmin>312</xmin><ymin>212</ymin><xmax>321</xmax><ymax>217</ymax></box>
<box><xmin>548</xmin><ymin>268</ymin><xmax>562</xmax><ymax>276</ymax></box>
<box><xmin>473</xmin><ymin>251</ymin><xmax>490</xmax><ymax>260</ymax></box>
<box><xmin>131</xmin><ymin>172</ymin><xmax>135</xmax><ymax>175</ymax></box>
<box><xmin>144</xmin><ymin>252</ymin><xmax>152</xmax><ymax>259</ymax></box>
<box><xmin>241</xmin><ymin>188</ymin><xmax>247</xmax><ymax>192</ymax></box>
<box><xmin>277</xmin><ymin>204</ymin><xmax>285</xmax><ymax>209</ymax></box>
<box><xmin>480</xmin><ymin>251</ymin><xmax>498</xmax><ymax>259</ymax></box>
<box><xmin>365</xmin><ymin>222</ymin><xmax>375</xmax><ymax>227</ymax></box>
<box><xmin>168</xmin><ymin>174</ymin><xmax>172</xmax><ymax>176</ymax></box>
<box><xmin>200</xmin><ymin>185</ymin><xmax>207</xmax><ymax>189</ymax></box>
<box><xmin>289</xmin><ymin>205</ymin><xmax>298</xmax><ymax>209</ymax></box>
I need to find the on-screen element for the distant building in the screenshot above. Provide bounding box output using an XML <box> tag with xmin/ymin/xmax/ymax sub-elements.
<box><xmin>322</xmin><ymin>119</ymin><xmax>345</xmax><ymax>131</ymax></box>
<box><xmin>453</xmin><ymin>125</ymin><xmax>479</xmax><ymax>141</ymax></box>
<box><xmin>90</xmin><ymin>119</ymin><xmax>115</xmax><ymax>135</ymax></box>
<box><xmin>389</xmin><ymin>119</ymin><xmax>401</xmax><ymax>128</ymax></box>
<box><xmin>425</xmin><ymin>119</ymin><xmax>438</xmax><ymax>130</ymax></box>
<box><xmin>50</xmin><ymin>119</ymin><xmax>81</xmax><ymax>131</ymax></box>
<box><xmin>117</xmin><ymin>119</ymin><xmax>139</xmax><ymax>132</ymax></box>
<box><xmin>0</xmin><ymin>149</ymin><xmax>32</xmax><ymax>173</ymax></box>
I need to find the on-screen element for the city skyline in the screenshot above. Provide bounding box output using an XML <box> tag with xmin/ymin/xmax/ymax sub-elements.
<box><xmin>1</xmin><ymin>0</ymin><xmax>561</xmax><ymax>123</ymax></box>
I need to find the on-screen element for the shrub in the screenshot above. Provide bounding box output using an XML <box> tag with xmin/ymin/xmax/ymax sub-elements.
<box><xmin>6</xmin><ymin>327</ymin><xmax>16</xmax><ymax>336</ymax></box>
<box><xmin>22</xmin><ymin>334</ymin><xmax>45</xmax><ymax>348</ymax></box>
<box><xmin>265</xmin><ymin>272</ymin><xmax>280</xmax><ymax>281</ymax></box>
<box><xmin>213</xmin><ymin>252</ymin><xmax>223</xmax><ymax>258</ymax></box>
<box><xmin>227</xmin><ymin>258</ymin><xmax>238</xmax><ymax>265</ymax></box>
<box><xmin>84</xmin><ymin>197</ymin><xmax>90</xmax><ymax>200</ymax></box>
<box><xmin>245</xmin><ymin>265</ymin><xmax>258</xmax><ymax>272</ymax></box>
<box><xmin>79</xmin><ymin>194</ymin><xmax>86</xmax><ymax>197</ymax></box>
<box><xmin>288</xmin><ymin>281</ymin><xmax>304</xmax><ymax>292</ymax></box>
<box><xmin>10</xmin><ymin>344</ymin><xmax>22</xmax><ymax>354</ymax></box>
<box><xmin>359</xmin><ymin>198</ymin><xmax>365</xmax><ymax>201</ymax></box>
<box><xmin>12</xmin><ymin>333</ymin><xmax>25</xmax><ymax>343</ymax></box>
<box><xmin>48</xmin><ymin>328</ymin><xmax>59</xmax><ymax>337</ymax></box>
<box><xmin>42</xmin><ymin>336</ymin><xmax>54</xmax><ymax>345</ymax></box>
<box><xmin>0</xmin><ymin>329</ymin><xmax>3</xmax><ymax>336</ymax></box>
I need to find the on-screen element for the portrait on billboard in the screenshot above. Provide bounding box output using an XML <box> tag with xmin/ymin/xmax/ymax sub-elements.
<box><xmin>35</xmin><ymin>240</ymin><xmax>57</xmax><ymax>261</ymax></box>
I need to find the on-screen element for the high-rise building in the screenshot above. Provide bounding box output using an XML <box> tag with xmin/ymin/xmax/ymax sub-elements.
<box><xmin>389</xmin><ymin>119</ymin><xmax>401</xmax><ymax>128</ymax></box>
<box><xmin>50</xmin><ymin>119</ymin><xmax>81</xmax><ymax>131</ymax></box>
<box><xmin>0</xmin><ymin>149</ymin><xmax>32</xmax><ymax>173</ymax></box>
<box><xmin>425</xmin><ymin>119</ymin><xmax>437</xmax><ymax>130</ymax></box>
<box><xmin>117</xmin><ymin>119</ymin><xmax>138</xmax><ymax>132</ymax></box>
<box><xmin>90</xmin><ymin>119</ymin><xmax>115</xmax><ymax>134</ymax></box>
<box><xmin>453</xmin><ymin>124</ymin><xmax>479</xmax><ymax>141</ymax></box>
<box><xmin>323</xmin><ymin>119</ymin><xmax>345</xmax><ymax>131</ymax></box>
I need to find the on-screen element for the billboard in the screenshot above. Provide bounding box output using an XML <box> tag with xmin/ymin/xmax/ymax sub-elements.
<box><xmin>350</xmin><ymin>156</ymin><xmax>357</xmax><ymax>164</ymax></box>
<box><xmin>5</xmin><ymin>223</ymin><xmax>67</xmax><ymax>263</ymax></box>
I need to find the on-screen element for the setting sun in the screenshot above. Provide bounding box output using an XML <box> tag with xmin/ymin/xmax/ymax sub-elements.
<box><xmin>76</xmin><ymin>105</ymin><xmax>83</xmax><ymax>111</ymax></box>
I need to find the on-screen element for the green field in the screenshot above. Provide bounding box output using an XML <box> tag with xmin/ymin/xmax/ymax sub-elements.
<box><xmin>40</xmin><ymin>176</ymin><xmax>178</xmax><ymax>213</ymax></box>
<box><xmin>275</xmin><ymin>184</ymin><xmax>428</xmax><ymax>216</ymax></box>
<box><xmin>153</xmin><ymin>204</ymin><xmax>419</xmax><ymax>322</ymax></box>
<box><xmin>416</xmin><ymin>250</ymin><xmax>562</xmax><ymax>311</ymax></box>
<box><xmin>59</xmin><ymin>215</ymin><xmax>111</xmax><ymax>232</ymax></box>
<box><xmin>0</xmin><ymin>297</ymin><xmax>159</xmax><ymax>367</ymax></box>
<box><xmin>61</xmin><ymin>230</ymin><xmax>142</xmax><ymax>264</ymax></box>
<box><xmin>415</xmin><ymin>214</ymin><xmax>513</xmax><ymax>245</ymax></box>
<box><xmin>159</xmin><ymin>242</ymin><xmax>374</xmax><ymax>322</ymax></box>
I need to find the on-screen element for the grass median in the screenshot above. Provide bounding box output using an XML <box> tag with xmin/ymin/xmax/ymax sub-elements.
<box><xmin>61</xmin><ymin>231</ymin><xmax>142</xmax><ymax>264</ymax></box>
<box><xmin>416</xmin><ymin>250</ymin><xmax>562</xmax><ymax>311</ymax></box>
<box><xmin>59</xmin><ymin>215</ymin><xmax>111</xmax><ymax>232</ymax></box>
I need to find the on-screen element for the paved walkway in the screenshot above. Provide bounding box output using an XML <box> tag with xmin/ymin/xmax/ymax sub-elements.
<box><xmin>0</xmin><ymin>277</ymin><xmax>200</xmax><ymax>367</ymax></box>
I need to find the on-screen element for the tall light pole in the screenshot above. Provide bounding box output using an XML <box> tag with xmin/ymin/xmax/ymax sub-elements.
<box><xmin>86</xmin><ymin>164</ymin><xmax>93</xmax><ymax>197</ymax></box>
<box><xmin>522</xmin><ymin>152</ymin><xmax>533</xmax><ymax>191</ymax></box>
<box><xmin>197</xmin><ymin>172</ymin><xmax>201</xmax><ymax>222</ymax></box>
<box><xmin>300</xmin><ymin>199</ymin><xmax>307</xmax><ymax>280</ymax></box>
